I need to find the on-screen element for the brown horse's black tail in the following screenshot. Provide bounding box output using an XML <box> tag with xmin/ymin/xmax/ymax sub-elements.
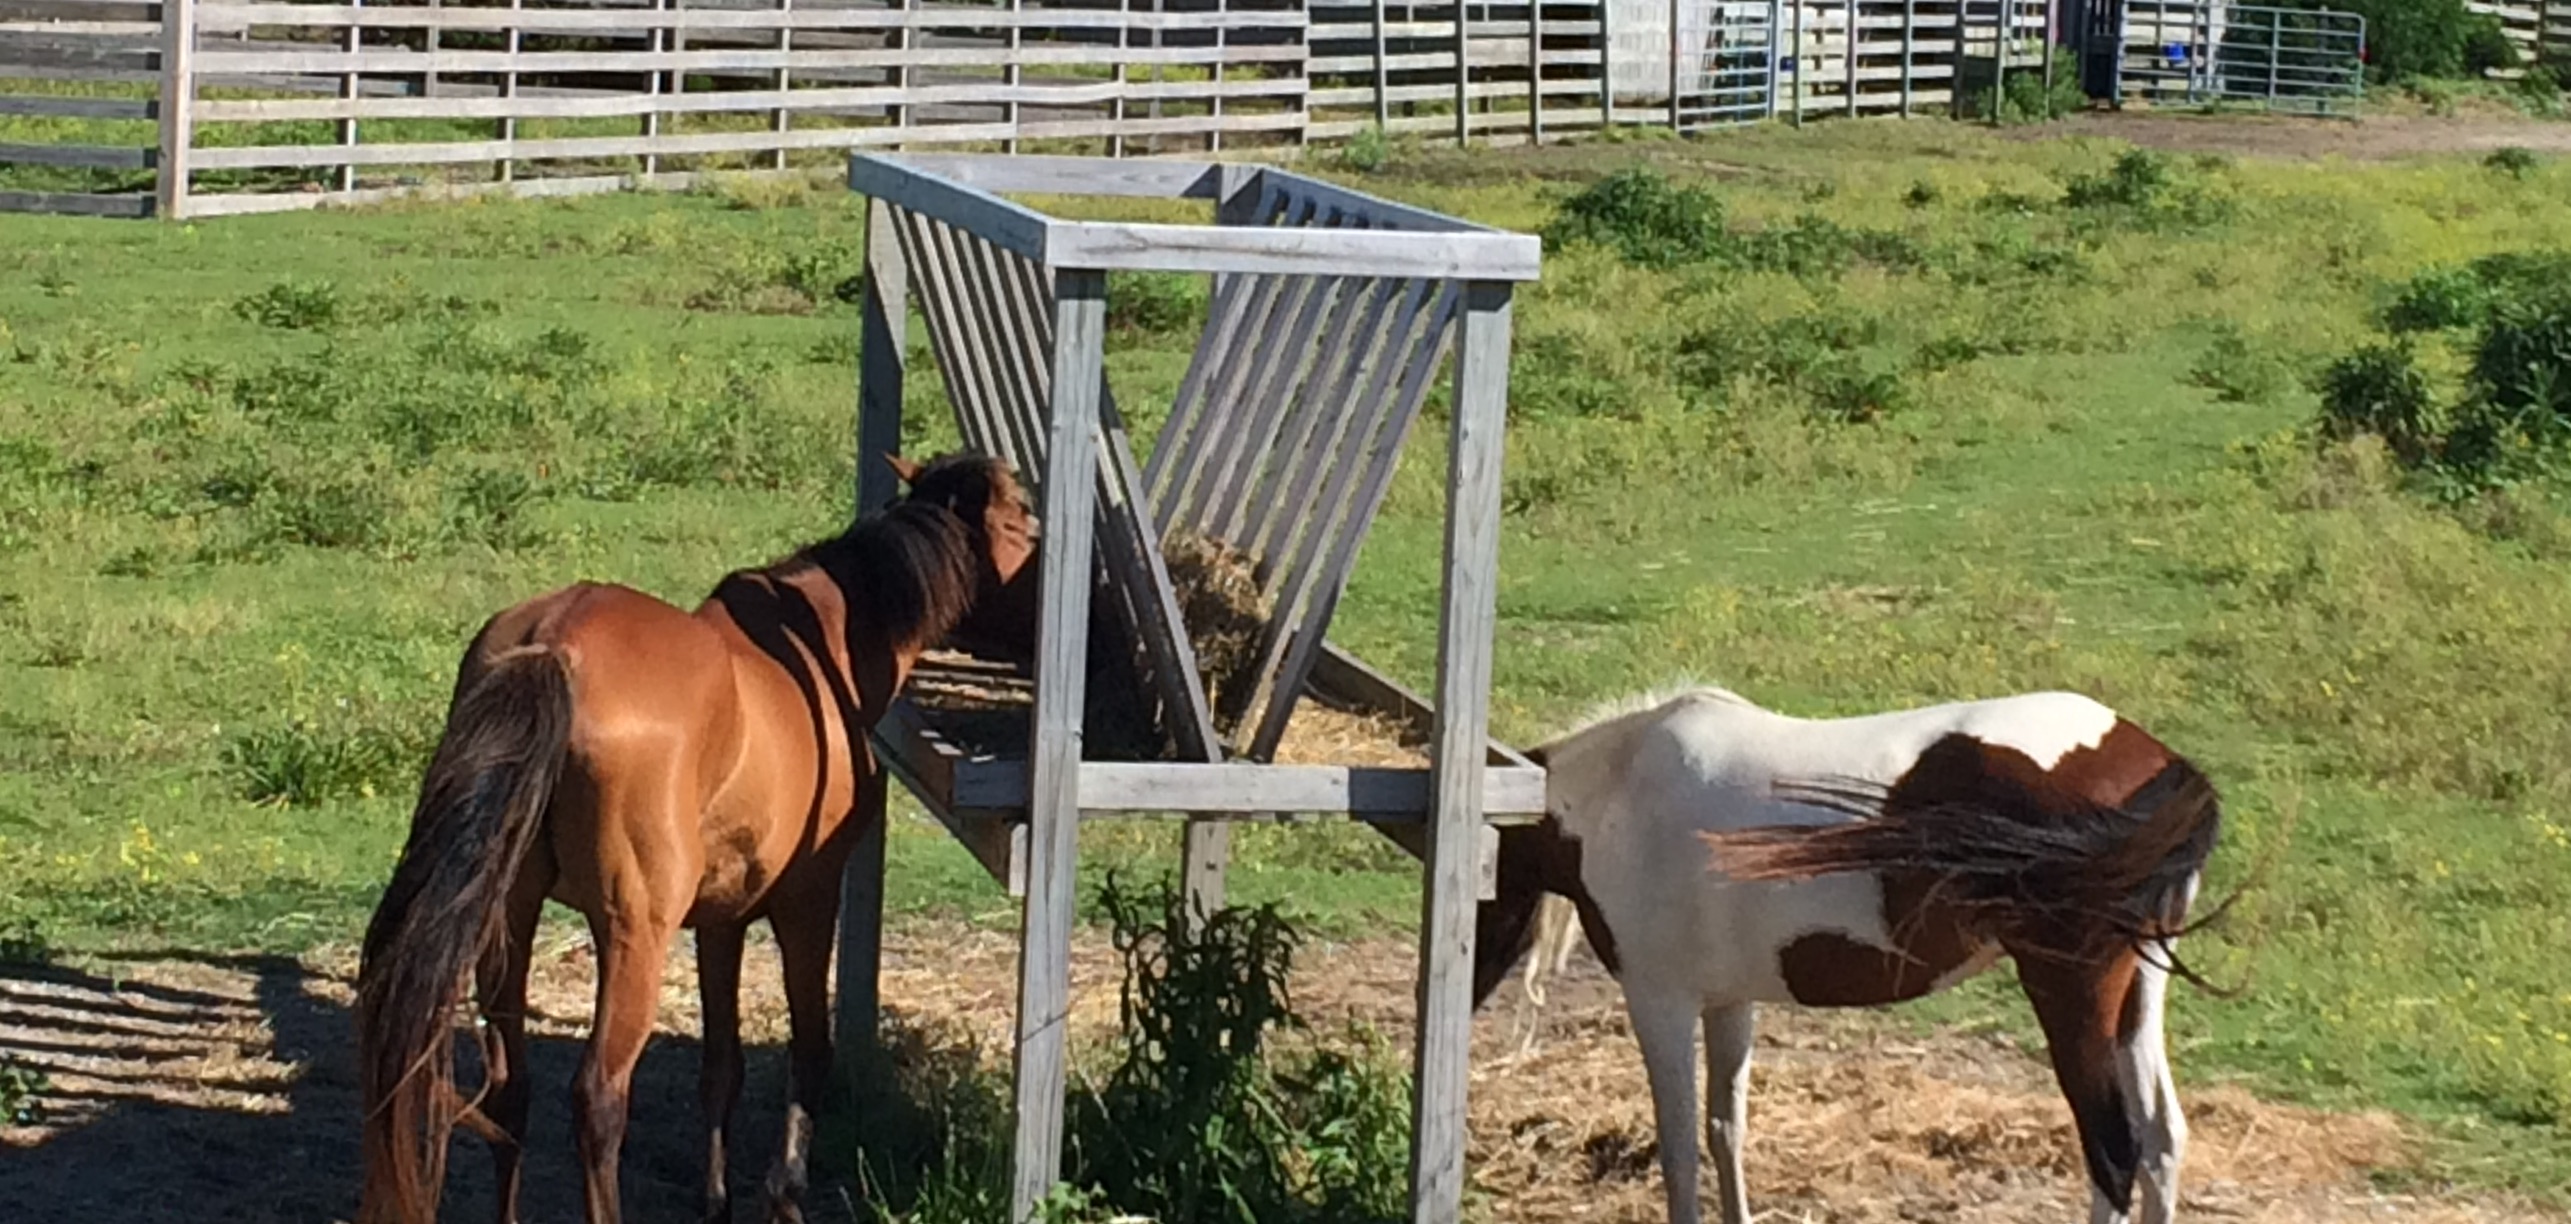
<box><xmin>355</xmin><ymin>648</ymin><xmax>572</xmax><ymax>1224</ymax></box>
<box><xmin>1702</xmin><ymin>754</ymin><xmax>2228</xmax><ymax>985</ymax></box>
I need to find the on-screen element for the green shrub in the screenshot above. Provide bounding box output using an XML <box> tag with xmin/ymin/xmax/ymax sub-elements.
<box><xmin>2190</xmin><ymin>324</ymin><xmax>2299</xmax><ymax>404</ymax></box>
<box><xmin>2060</xmin><ymin>149</ymin><xmax>2233</xmax><ymax>228</ymax></box>
<box><xmin>1542</xmin><ymin>168</ymin><xmax>1729</xmax><ymax>269</ymax></box>
<box><xmin>2485</xmin><ymin>146</ymin><xmax>2542</xmax><ymax>179</ymax></box>
<box><xmin>233</xmin><ymin>280</ymin><xmax>343</xmax><ymax>331</ymax></box>
<box><xmin>851</xmin><ymin>877</ymin><xmax>1412</xmax><ymax>1224</ymax></box>
<box><xmin>1973</xmin><ymin>47</ymin><xmax>2087</xmax><ymax>123</ymax></box>
<box><xmin>1</xmin><ymin>1058</ymin><xmax>46</xmax><ymax>1127</ymax></box>
<box><xmin>1337</xmin><ymin>124</ymin><xmax>1393</xmax><ymax>175</ymax></box>
<box><xmin>2306</xmin><ymin>0</ymin><xmax>2496</xmax><ymax>82</ymax></box>
<box><xmin>1107</xmin><ymin>271</ymin><xmax>1206</xmax><ymax>336</ymax></box>
<box><xmin>2317</xmin><ymin>340</ymin><xmax>2444</xmax><ymax>466</ymax></box>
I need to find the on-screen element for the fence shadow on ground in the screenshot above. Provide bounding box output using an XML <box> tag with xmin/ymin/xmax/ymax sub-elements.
<box><xmin>0</xmin><ymin>953</ymin><xmax>863</xmax><ymax>1223</ymax></box>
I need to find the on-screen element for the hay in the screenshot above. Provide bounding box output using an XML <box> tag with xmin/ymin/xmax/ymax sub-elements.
<box><xmin>1158</xmin><ymin>528</ymin><xmax>1274</xmax><ymax>731</ymax></box>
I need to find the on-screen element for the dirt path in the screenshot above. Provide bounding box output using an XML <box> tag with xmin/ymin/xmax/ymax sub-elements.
<box><xmin>2011</xmin><ymin>110</ymin><xmax>2571</xmax><ymax>161</ymax></box>
<box><xmin>2</xmin><ymin>924</ymin><xmax>2559</xmax><ymax>1223</ymax></box>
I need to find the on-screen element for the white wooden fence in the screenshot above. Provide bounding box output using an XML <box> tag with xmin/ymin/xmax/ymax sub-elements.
<box><xmin>0</xmin><ymin>0</ymin><xmax>2321</xmax><ymax>219</ymax></box>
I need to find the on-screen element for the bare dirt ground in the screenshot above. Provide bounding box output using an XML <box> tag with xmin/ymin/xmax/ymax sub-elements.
<box><xmin>2009</xmin><ymin>109</ymin><xmax>2571</xmax><ymax>161</ymax></box>
<box><xmin>3</xmin><ymin>921</ymin><xmax>2560</xmax><ymax>1224</ymax></box>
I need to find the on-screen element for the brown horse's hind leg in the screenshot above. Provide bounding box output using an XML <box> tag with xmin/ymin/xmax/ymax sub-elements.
<box><xmin>2014</xmin><ymin>949</ymin><xmax>2145</xmax><ymax>1224</ymax></box>
<box><xmin>761</xmin><ymin>881</ymin><xmax>840</xmax><ymax>1224</ymax></box>
<box><xmin>576</xmin><ymin>912</ymin><xmax>682</xmax><ymax>1224</ymax></box>
<box><xmin>697</xmin><ymin>922</ymin><xmax>748</xmax><ymax>1224</ymax></box>
<box><xmin>476</xmin><ymin>846</ymin><xmax>552</xmax><ymax>1224</ymax></box>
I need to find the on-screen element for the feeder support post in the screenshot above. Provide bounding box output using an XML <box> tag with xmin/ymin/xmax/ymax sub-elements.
<box><xmin>1010</xmin><ymin>265</ymin><xmax>1106</xmax><ymax>1224</ymax></box>
<box><xmin>836</xmin><ymin>197</ymin><xmax>908</xmax><ymax>1073</ymax></box>
<box><xmin>1408</xmin><ymin>279</ymin><xmax>1513</xmax><ymax>1224</ymax></box>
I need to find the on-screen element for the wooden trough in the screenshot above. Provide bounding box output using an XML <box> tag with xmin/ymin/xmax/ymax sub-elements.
<box><xmin>831</xmin><ymin>150</ymin><xmax>1541</xmax><ymax>1224</ymax></box>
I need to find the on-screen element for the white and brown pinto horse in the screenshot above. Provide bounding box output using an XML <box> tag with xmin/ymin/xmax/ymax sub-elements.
<box><xmin>1472</xmin><ymin>685</ymin><xmax>2223</xmax><ymax>1224</ymax></box>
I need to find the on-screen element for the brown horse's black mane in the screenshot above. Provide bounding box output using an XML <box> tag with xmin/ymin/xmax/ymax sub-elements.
<box><xmin>779</xmin><ymin>453</ymin><xmax>1000</xmax><ymax>652</ymax></box>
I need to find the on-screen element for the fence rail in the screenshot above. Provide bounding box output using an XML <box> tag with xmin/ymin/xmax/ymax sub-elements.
<box><xmin>2</xmin><ymin>0</ymin><xmax>2381</xmax><ymax>218</ymax></box>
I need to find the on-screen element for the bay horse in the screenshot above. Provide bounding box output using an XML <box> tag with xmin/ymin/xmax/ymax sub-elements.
<box><xmin>354</xmin><ymin>452</ymin><xmax>1042</xmax><ymax>1224</ymax></box>
<box><xmin>1472</xmin><ymin>684</ymin><xmax>2224</xmax><ymax>1224</ymax></box>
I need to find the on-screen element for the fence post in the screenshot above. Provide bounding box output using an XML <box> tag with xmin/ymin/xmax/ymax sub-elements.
<box><xmin>155</xmin><ymin>0</ymin><xmax>194</xmax><ymax>219</ymax></box>
<box><xmin>1666</xmin><ymin>0</ymin><xmax>1679</xmax><ymax>129</ymax></box>
<box><xmin>2041</xmin><ymin>0</ymin><xmax>2056</xmax><ymax>110</ymax></box>
<box><xmin>1457</xmin><ymin>0</ymin><xmax>1472</xmax><ymax>144</ymax></box>
<box><xmin>1843</xmin><ymin>0</ymin><xmax>1856</xmax><ymax>115</ymax></box>
<box><xmin>1791</xmin><ymin>0</ymin><xmax>1804</xmax><ymax>125</ymax></box>
<box><xmin>2268</xmin><ymin>11</ymin><xmax>2282</xmax><ymax>105</ymax></box>
<box><xmin>1899</xmin><ymin>0</ymin><xmax>1914</xmax><ymax>113</ymax></box>
<box><xmin>1373</xmin><ymin>0</ymin><xmax>1392</xmax><ymax>130</ymax></box>
<box><xmin>1599</xmin><ymin>0</ymin><xmax>1614</xmax><ymax>128</ymax></box>
<box><xmin>1528</xmin><ymin>0</ymin><xmax>1545</xmax><ymax>143</ymax></box>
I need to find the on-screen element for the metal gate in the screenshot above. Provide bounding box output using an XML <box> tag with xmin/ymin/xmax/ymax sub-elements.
<box><xmin>2107</xmin><ymin>1</ymin><xmax>2364</xmax><ymax>112</ymax></box>
<box><xmin>1673</xmin><ymin>0</ymin><xmax>1780</xmax><ymax>128</ymax></box>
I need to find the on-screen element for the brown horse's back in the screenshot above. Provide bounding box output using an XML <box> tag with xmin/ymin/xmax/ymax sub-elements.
<box><xmin>469</xmin><ymin>574</ymin><xmax>874</xmax><ymax>928</ymax></box>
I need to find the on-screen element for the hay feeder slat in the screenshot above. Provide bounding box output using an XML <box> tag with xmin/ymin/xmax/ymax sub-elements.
<box><xmin>834</xmin><ymin>150</ymin><xmax>1543</xmax><ymax>1224</ymax></box>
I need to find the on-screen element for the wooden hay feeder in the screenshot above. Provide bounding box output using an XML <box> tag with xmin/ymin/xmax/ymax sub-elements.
<box><xmin>833</xmin><ymin>151</ymin><xmax>1543</xmax><ymax>1224</ymax></box>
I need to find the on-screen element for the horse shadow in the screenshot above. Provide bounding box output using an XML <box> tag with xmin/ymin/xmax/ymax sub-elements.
<box><xmin>0</xmin><ymin>952</ymin><xmax>865</xmax><ymax>1223</ymax></box>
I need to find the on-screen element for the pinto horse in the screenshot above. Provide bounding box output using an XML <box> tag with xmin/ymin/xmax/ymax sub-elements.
<box><xmin>354</xmin><ymin>453</ymin><xmax>1041</xmax><ymax>1224</ymax></box>
<box><xmin>1473</xmin><ymin>685</ymin><xmax>2223</xmax><ymax>1224</ymax></box>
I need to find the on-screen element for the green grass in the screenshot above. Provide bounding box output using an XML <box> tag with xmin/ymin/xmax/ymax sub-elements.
<box><xmin>4</xmin><ymin>120</ymin><xmax>2570</xmax><ymax>1200</ymax></box>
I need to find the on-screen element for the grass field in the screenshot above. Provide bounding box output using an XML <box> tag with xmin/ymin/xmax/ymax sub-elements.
<box><xmin>3</xmin><ymin>117</ymin><xmax>2569</xmax><ymax>1203</ymax></box>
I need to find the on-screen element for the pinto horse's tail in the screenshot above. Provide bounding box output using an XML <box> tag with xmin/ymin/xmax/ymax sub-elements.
<box><xmin>1702</xmin><ymin>746</ymin><xmax>2227</xmax><ymax>984</ymax></box>
<box><xmin>355</xmin><ymin>647</ymin><xmax>572</xmax><ymax>1224</ymax></box>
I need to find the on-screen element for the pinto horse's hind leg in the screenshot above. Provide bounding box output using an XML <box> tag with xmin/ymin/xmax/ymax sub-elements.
<box><xmin>697</xmin><ymin>922</ymin><xmax>749</xmax><ymax>1224</ymax></box>
<box><xmin>1701</xmin><ymin>1002</ymin><xmax>1756</xmax><ymax>1224</ymax></box>
<box><xmin>2015</xmin><ymin>951</ymin><xmax>2148</xmax><ymax>1224</ymax></box>
<box><xmin>2116</xmin><ymin>953</ymin><xmax>2187</xmax><ymax>1224</ymax></box>
<box><xmin>1627</xmin><ymin>989</ymin><xmax>1706</xmax><ymax>1224</ymax></box>
<box><xmin>762</xmin><ymin>880</ymin><xmax>840</xmax><ymax>1224</ymax></box>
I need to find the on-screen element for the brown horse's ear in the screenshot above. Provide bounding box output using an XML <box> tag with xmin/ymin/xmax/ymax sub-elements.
<box><xmin>883</xmin><ymin>453</ymin><xmax>924</xmax><ymax>487</ymax></box>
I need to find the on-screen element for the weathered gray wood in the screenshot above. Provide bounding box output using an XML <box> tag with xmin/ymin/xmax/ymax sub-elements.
<box><xmin>194</xmin><ymin>1</ymin><xmax>1302</xmax><ymax>33</ymax></box>
<box><xmin>0</xmin><ymin>94</ymin><xmax>152</xmax><ymax>118</ymax></box>
<box><xmin>882</xmin><ymin>151</ymin><xmax>1225</xmax><ymax>199</ymax></box>
<box><xmin>852</xmin><ymin>153</ymin><xmax>1053</xmax><ymax>264</ymax></box>
<box><xmin>1044</xmin><ymin>219</ymin><xmax>1543</xmax><ymax>281</ymax></box>
<box><xmin>0</xmin><ymin>188</ymin><xmax>151</xmax><ymax>216</ymax></box>
<box><xmin>0</xmin><ymin>141</ymin><xmax>149</xmax><ymax>168</ymax></box>
<box><xmin>191</xmin><ymin>42</ymin><xmax>1303</xmax><ymax>75</ymax></box>
<box><xmin>1079</xmin><ymin>762</ymin><xmax>1543</xmax><ymax>815</ymax></box>
<box><xmin>834</xmin><ymin>195</ymin><xmax>907</xmax><ymax>1070</ymax></box>
<box><xmin>1451</xmin><ymin>0</ymin><xmax>1468</xmax><ymax>142</ymax></box>
<box><xmin>1010</xmin><ymin>264</ymin><xmax>1105</xmax><ymax>1224</ymax></box>
<box><xmin>1408</xmin><ymin>279</ymin><xmax>1513</xmax><ymax>1224</ymax></box>
<box><xmin>1238</xmin><ymin>280</ymin><xmax>1454</xmax><ymax>761</ymax></box>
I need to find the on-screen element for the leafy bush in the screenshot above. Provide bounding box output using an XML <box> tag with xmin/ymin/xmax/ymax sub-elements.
<box><xmin>1542</xmin><ymin>168</ymin><xmax>1730</xmax><ymax>269</ymax></box>
<box><xmin>1107</xmin><ymin>271</ymin><xmax>1206</xmax><ymax>336</ymax></box>
<box><xmin>1337</xmin><ymin>124</ymin><xmax>1393</xmax><ymax>175</ymax></box>
<box><xmin>2190</xmin><ymin>324</ymin><xmax>2299</xmax><ymax>404</ymax></box>
<box><xmin>2485</xmin><ymin>146</ymin><xmax>2542</xmax><ymax>179</ymax></box>
<box><xmin>851</xmin><ymin>877</ymin><xmax>1412</xmax><ymax>1224</ymax></box>
<box><xmin>2304</xmin><ymin>0</ymin><xmax>2498</xmax><ymax>82</ymax></box>
<box><xmin>1972</xmin><ymin>47</ymin><xmax>2087</xmax><ymax>123</ymax></box>
<box><xmin>1</xmin><ymin>1057</ymin><xmax>47</xmax><ymax>1127</ymax></box>
<box><xmin>233</xmin><ymin>280</ymin><xmax>343</xmax><ymax>331</ymax></box>
<box><xmin>2317</xmin><ymin>340</ymin><xmax>2444</xmax><ymax>466</ymax></box>
<box><xmin>2060</xmin><ymin>149</ymin><xmax>2233</xmax><ymax>228</ymax></box>
<box><xmin>2383</xmin><ymin>252</ymin><xmax>2571</xmax><ymax>334</ymax></box>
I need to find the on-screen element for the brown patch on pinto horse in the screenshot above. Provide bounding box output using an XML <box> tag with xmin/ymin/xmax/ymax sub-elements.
<box><xmin>1476</xmin><ymin>816</ymin><xmax>1622</xmax><ymax>1009</ymax></box>
<box><xmin>1772</xmin><ymin>719</ymin><xmax>2179</xmax><ymax>1009</ymax></box>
